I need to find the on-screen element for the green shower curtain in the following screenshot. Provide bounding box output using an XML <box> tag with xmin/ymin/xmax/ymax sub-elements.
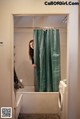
<box><xmin>34</xmin><ymin>29</ymin><xmax>61</xmax><ymax>92</ymax></box>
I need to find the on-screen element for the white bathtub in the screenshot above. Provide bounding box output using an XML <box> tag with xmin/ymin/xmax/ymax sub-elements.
<box><xmin>16</xmin><ymin>86</ymin><xmax>59</xmax><ymax>116</ymax></box>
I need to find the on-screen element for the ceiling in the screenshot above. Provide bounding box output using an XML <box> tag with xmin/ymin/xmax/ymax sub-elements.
<box><xmin>14</xmin><ymin>15</ymin><xmax>67</xmax><ymax>28</ymax></box>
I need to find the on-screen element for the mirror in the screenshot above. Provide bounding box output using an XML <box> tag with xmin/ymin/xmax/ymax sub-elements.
<box><xmin>14</xmin><ymin>15</ymin><xmax>67</xmax><ymax>92</ymax></box>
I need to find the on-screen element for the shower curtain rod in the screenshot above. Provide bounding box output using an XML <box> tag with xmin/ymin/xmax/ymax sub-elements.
<box><xmin>15</xmin><ymin>26</ymin><xmax>66</xmax><ymax>29</ymax></box>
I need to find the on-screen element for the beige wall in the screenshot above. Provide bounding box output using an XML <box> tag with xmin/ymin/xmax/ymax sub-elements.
<box><xmin>14</xmin><ymin>30</ymin><xmax>34</xmax><ymax>86</ymax></box>
<box><xmin>60</xmin><ymin>29</ymin><xmax>67</xmax><ymax>80</ymax></box>
<box><xmin>67</xmin><ymin>5</ymin><xmax>78</xmax><ymax>119</ymax></box>
<box><xmin>78</xmin><ymin>4</ymin><xmax>80</xmax><ymax>118</ymax></box>
<box><xmin>0</xmin><ymin>0</ymin><xmax>79</xmax><ymax>119</ymax></box>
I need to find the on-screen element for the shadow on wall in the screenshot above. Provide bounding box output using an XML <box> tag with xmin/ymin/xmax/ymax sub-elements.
<box><xmin>16</xmin><ymin>60</ymin><xmax>34</xmax><ymax>86</ymax></box>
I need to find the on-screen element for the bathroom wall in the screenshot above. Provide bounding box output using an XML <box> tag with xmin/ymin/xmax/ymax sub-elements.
<box><xmin>60</xmin><ymin>29</ymin><xmax>67</xmax><ymax>80</ymax></box>
<box><xmin>0</xmin><ymin>0</ymin><xmax>79</xmax><ymax>119</ymax></box>
<box><xmin>14</xmin><ymin>29</ymin><xmax>34</xmax><ymax>86</ymax></box>
<box><xmin>14</xmin><ymin>16</ymin><xmax>67</xmax><ymax>86</ymax></box>
<box><xmin>78</xmin><ymin>5</ymin><xmax>80</xmax><ymax>118</ymax></box>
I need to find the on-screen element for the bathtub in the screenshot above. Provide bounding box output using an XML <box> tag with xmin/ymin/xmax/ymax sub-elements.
<box><xmin>16</xmin><ymin>86</ymin><xmax>59</xmax><ymax>117</ymax></box>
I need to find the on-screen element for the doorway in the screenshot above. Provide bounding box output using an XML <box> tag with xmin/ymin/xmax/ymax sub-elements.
<box><xmin>13</xmin><ymin>14</ymin><xmax>68</xmax><ymax>119</ymax></box>
<box><xmin>14</xmin><ymin>15</ymin><xmax>67</xmax><ymax>92</ymax></box>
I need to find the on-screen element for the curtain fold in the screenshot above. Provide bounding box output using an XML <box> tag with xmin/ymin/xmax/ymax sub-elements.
<box><xmin>34</xmin><ymin>29</ymin><xmax>61</xmax><ymax>92</ymax></box>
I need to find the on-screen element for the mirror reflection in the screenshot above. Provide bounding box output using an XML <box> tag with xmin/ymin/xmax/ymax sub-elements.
<box><xmin>14</xmin><ymin>15</ymin><xmax>67</xmax><ymax>92</ymax></box>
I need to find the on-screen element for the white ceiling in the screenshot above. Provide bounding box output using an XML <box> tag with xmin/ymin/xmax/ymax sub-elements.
<box><xmin>14</xmin><ymin>15</ymin><xmax>67</xmax><ymax>28</ymax></box>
